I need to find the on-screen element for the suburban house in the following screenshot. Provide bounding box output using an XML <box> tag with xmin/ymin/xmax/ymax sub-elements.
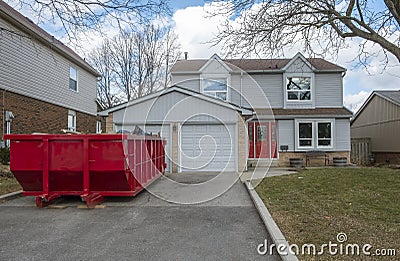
<box><xmin>0</xmin><ymin>1</ymin><xmax>100</xmax><ymax>144</ymax></box>
<box><xmin>351</xmin><ymin>90</ymin><xmax>400</xmax><ymax>164</ymax></box>
<box><xmin>100</xmin><ymin>53</ymin><xmax>352</xmax><ymax>172</ymax></box>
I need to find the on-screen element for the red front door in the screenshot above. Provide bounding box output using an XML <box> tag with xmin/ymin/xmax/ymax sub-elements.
<box><xmin>248</xmin><ymin>121</ymin><xmax>277</xmax><ymax>159</ymax></box>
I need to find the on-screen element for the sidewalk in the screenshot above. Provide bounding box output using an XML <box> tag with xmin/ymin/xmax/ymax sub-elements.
<box><xmin>240</xmin><ymin>167</ymin><xmax>298</xmax><ymax>182</ymax></box>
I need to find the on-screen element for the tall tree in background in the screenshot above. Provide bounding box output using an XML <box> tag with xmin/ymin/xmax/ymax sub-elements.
<box><xmin>212</xmin><ymin>0</ymin><xmax>400</xmax><ymax>65</ymax></box>
<box><xmin>87</xmin><ymin>25</ymin><xmax>181</xmax><ymax>108</ymax></box>
<box><xmin>9</xmin><ymin>0</ymin><xmax>170</xmax><ymax>43</ymax></box>
<box><xmin>88</xmin><ymin>39</ymin><xmax>122</xmax><ymax>109</ymax></box>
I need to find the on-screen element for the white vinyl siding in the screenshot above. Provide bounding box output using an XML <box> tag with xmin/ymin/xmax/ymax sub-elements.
<box><xmin>0</xmin><ymin>17</ymin><xmax>97</xmax><ymax>115</ymax></box>
<box><xmin>278</xmin><ymin>120</ymin><xmax>295</xmax><ymax>151</ymax></box>
<box><xmin>315</xmin><ymin>73</ymin><xmax>344</xmax><ymax>107</ymax></box>
<box><xmin>336</xmin><ymin>119</ymin><xmax>351</xmax><ymax>151</ymax></box>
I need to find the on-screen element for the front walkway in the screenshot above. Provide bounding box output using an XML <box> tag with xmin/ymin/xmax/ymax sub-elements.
<box><xmin>240</xmin><ymin>167</ymin><xmax>298</xmax><ymax>182</ymax></box>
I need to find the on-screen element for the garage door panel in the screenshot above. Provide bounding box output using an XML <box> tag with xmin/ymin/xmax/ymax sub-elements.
<box><xmin>180</xmin><ymin>124</ymin><xmax>235</xmax><ymax>172</ymax></box>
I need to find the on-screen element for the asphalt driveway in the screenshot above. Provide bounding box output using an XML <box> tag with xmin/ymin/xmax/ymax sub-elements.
<box><xmin>0</xmin><ymin>172</ymin><xmax>278</xmax><ymax>260</ymax></box>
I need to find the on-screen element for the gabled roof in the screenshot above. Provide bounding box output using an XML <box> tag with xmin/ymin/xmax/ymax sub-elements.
<box><xmin>351</xmin><ymin>90</ymin><xmax>400</xmax><ymax>123</ymax></box>
<box><xmin>171</xmin><ymin>53</ymin><xmax>345</xmax><ymax>73</ymax></box>
<box><xmin>99</xmin><ymin>86</ymin><xmax>253</xmax><ymax>116</ymax></box>
<box><xmin>0</xmin><ymin>1</ymin><xmax>100</xmax><ymax>77</ymax></box>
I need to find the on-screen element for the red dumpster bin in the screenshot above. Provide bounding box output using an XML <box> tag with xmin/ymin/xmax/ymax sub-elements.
<box><xmin>4</xmin><ymin>134</ymin><xmax>166</xmax><ymax>208</ymax></box>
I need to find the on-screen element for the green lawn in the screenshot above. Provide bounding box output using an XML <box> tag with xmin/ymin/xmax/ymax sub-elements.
<box><xmin>255</xmin><ymin>168</ymin><xmax>399</xmax><ymax>260</ymax></box>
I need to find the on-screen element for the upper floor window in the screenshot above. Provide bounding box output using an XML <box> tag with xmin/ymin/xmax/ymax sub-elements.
<box><xmin>69</xmin><ymin>66</ymin><xmax>78</xmax><ymax>91</ymax></box>
<box><xmin>286</xmin><ymin>76</ymin><xmax>311</xmax><ymax>101</ymax></box>
<box><xmin>203</xmin><ymin>78</ymin><xmax>227</xmax><ymax>101</ymax></box>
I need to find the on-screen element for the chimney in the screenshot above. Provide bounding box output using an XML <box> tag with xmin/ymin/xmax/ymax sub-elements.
<box><xmin>184</xmin><ymin>52</ymin><xmax>188</xmax><ymax>60</ymax></box>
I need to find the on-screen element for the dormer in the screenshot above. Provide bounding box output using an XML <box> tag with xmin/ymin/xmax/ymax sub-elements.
<box><xmin>199</xmin><ymin>54</ymin><xmax>232</xmax><ymax>102</ymax></box>
<box><xmin>283</xmin><ymin>53</ymin><xmax>316</xmax><ymax>109</ymax></box>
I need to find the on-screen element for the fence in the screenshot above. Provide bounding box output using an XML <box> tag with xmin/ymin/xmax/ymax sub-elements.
<box><xmin>351</xmin><ymin>137</ymin><xmax>371</xmax><ymax>165</ymax></box>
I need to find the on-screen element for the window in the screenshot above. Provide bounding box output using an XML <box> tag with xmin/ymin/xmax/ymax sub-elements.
<box><xmin>298</xmin><ymin>122</ymin><xmax>313</xmax><ymax>147</ymax></box>
<box><xmin>257</xmin><ymin>125</ymin><xmax>266</xmax><ymax>141</ymax></box>
<box><xmin>96</xmin><ymin>121</ymin><xmax>102</xmax><ymax>133</ymax></box>
<box><xmin>317</xmin><ymin>122</ymin><xmax>332</xmax><ymax>147</ymax></box>
<box><xmin>69</xmin><ymin>66</ymin><xmax>77</xmax><ymax>91</ymax></box>
<box><xmin>203</xmin><ymin>78</ymin><xmax>227</xmax><ymax>100</ymax></box>
<box><xmin>68</xmin><ymin>110</ymin><xmax>76</xmax><ymax>131</ymax></box>
<box><xmin>296</xmin><ymin>120</ymin><xmax>334</xmax><ymax>150</ymax></box>
<box><xmin>287</xmin><ymin>76</ymin><xmax>311</xmax><ymax>101</ymax></box>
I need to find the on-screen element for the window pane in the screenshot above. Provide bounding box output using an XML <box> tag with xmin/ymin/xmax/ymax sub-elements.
<box><xmin>299</xmin><ymin>91</ymin><xmax>311</xmax><ymax>100</ymax></box>
<box><xmin>318</xmin><ymin>123</ymin><xmax>331</xmax><ymax>138</ymax></box>
<box><xmin>69</xmin><ymin>79</ymin><xmax>77</xmax><ymax>91</ymax></box>
<box><xmin>299</xmin><ymin>123</ymin><xmax>312</xmax><ymax>138</ymax></box>
<box><xmin>258</xmin><ymin>126</ymin><xmax>266</xmax><ymax>141</ymax></box>
<box><xmin>287</xmin><ymin>91</ymin><xmax>299</xmax><ymax>100</ymax></box>
<box><xmin>203</xmin><ymin>79</ymin><xmax>227</xmax><ymax>91</ymax></box>
<box><xmin>70</xmin><ymin>66</ymin><xmax>77</xmax><ymax>80</ymax></box>
<box><xmin>300</xmin><ymin>140</ymin><xmax>312</xmax><ymax>146</ymax></box>
<box><xmin>215</xmin><ymin>92</ymin><xmax>227</xmax><ymax>100</ymax></box>
<box><xmin>318</xmin><ymin>140</ymin><xmax>331</xmax><ymax>146</ymax></box>
<box><xmin>287</xmin><ymin>77</ymin><xmax>310</xmax><ymax>90</ymax></box>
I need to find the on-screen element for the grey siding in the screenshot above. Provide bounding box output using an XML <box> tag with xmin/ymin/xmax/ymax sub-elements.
<box><xmin>171</xmin><ymin>74</ymin><xmax>200</xmax><ymax>92</ymax></box>
<box><xmin>201</xmin><ymin>59</ymin><xmax>230</xmax><ymax>74</ymax></box>
<box><xmin>315</xmin><ymin>73</ymin><xmax>343</xmax><ymax>107</ymax></box>
<box><xmin>113</xmin><ymin>91</ymin><xmax>238</xmax><ymax>125</ymax></box>
<box><xmin>0</xmin><ymin>17</ymin><xmax>97</xmax><ymax>115</ymax></box>
<box><xmin>351</xmin><ymin>95</ymin><xmax>400</xmax><ymax>152</ymax></box>
<box><xmin>278</xmin><ymin>120</ymin><xmax>295</xmax><ymax>151</ymax></box>
<box><xmin>335</xmin><ymin>119</ymin><xmax>351</xmax><ymax>151</ymax></box>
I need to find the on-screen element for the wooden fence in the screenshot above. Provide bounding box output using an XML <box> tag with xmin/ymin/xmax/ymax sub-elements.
<box><xmin>351</xmin><ymin>138</ymin><xmax>371</xmax><ymax>165</ymax></box>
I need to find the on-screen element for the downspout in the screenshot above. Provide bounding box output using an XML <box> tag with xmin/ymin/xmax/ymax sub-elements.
<box><xmin>240</xmin><ymin>71</ymin><xmax>243</xmax><ymax>108</ymax></box>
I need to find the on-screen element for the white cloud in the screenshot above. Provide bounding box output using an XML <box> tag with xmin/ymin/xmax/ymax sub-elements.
<box><xmin>344</xmin><ymin>91</ymin><xmax>371</xmax><ymax>112</ymax></box>
<box><xmin>172</xmin><ymin>3</ymin><xmax>231</xmax><ymax>59</ymax></box>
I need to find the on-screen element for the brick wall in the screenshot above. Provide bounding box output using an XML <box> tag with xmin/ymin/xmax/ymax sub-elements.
<box><xmin>1</xmin><ymin>89</ymin><xmax>96</xmax><ymax>137</ymax></box>
<box><xmin>278</xmin><ymin>151</ymin><xmax>350</xmax><ymax>167</ymax></box>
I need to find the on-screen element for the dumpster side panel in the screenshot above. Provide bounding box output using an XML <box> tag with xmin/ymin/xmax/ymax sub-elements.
<box><xmin>9</xmin><ymin>140</ymin><xmax>43</xmax><ymax>191</ymax></box>
<box><xmin>49</xmin><ymin>140</ymin><xmax>84</xmax><ymax>192</ymax></box>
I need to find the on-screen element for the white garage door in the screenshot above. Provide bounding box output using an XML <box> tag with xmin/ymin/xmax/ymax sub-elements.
<box><xmin>144</xmin><ymin>125</ymin><xmax>171</xmax><ymax>172</ymax></box>
<box><xmin>180</xmin><ymin>124</ymin><xmax>236</xmax><ymax>172</ymax></box>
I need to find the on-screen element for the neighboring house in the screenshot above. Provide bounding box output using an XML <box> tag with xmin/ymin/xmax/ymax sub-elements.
<box><xmin>100</xmin><ymin>53</ymin><xmax>352</xmax><ymax>172</ymax></box>
<box><xmin>0</xmin><ymin>1</ymin><xmax>100</xmax><ymax>142</ymax></box>
<box><xmin>351</xmin><ymin>90</ymin><xmax>400</xmax><ymax>164</ymax></box>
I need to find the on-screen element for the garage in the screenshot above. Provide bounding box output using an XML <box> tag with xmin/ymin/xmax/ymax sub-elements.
<box><xmin>180</xmin><ymin>124</ymin><xmax>236</xmax><ymax>172</ymax></box>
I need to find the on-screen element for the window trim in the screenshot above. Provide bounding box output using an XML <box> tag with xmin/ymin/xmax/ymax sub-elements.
<box><xmin>284</xmin><ymin>73</ymin><xmax>314</xmax><ymax>103</ymax></box>
<box><xmin>295</xmin><ymin>119</ymin><xmax>335</xmax><ymax>151</ymax></box>
<box><xmin>69</xmin><ymin>65</ymin><xmax>78</xmax><ymax>92</ymax></box>
<box><xmin>200</xmin><ymin>75</ymin><xmax>230</xmax><ymax>102</ymax></box>
<box><xmin>96</xmin><ymin>121</ymin><xmax>102</xmax><ymax>133</ymax></box>
<box><xmin>68</xmin><ymin>110</ymin><xmax>76</xmax><ymax>131</ymax></box>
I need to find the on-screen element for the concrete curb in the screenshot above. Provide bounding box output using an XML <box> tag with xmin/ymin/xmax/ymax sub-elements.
<box><xmin>0</xmin><ymin>190</ymin><xmax>22</xmax><ymax>201</ymax></box>
<box><xmin>245</xmin><ymin>182</ymin><xmax>298</xmax><ymax>261</ymax></box>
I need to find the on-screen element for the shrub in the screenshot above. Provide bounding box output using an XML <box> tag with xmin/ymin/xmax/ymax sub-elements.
<box><xmin>0</xmin><ymin>147</ymin><xmax>10</xmax><ymax>165</ymax></box>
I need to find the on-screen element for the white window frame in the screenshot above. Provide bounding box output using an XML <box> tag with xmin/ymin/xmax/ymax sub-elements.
<box><xmin>68</xmin><ymin>110</ymin><xmax>76</xmax><ymax>131</ymax></box>
<box><xmin>284</xmin><ymin>73</ymin><xmax>314</xmax><ymax>103</ymax></box>
<box><xmin>200</xmin><ymin>75</ymin><xmax>230</xmax><ymax>102</ymax></box>
<box><xmin>295</xmin><ymin>119</ymin><xmax>334</xmax><ymax>151</ymax></box>
<box><xmin>96</xmin><ymin>121</ymin><xmax>102</xmax><ymax>133</ymax></box>
<box><xmin>317</xmin><ymin>121</ymin><xmax>333</xmax><ymax>148</ymax></box>
<box><xmin>297</xmin><ymin>121</ymin><xmax>314</xmax><ymax>149</ymax></box>
<box><xmin>69</xmin><ymin>65</ymin><xmax>78</xmax><ymax>92</ymax></box>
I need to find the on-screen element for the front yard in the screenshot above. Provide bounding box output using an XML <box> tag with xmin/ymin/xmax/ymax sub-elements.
<box><xmin>255</xmin><ymin>168</ymin><xmax>399</xmax><ymax>260</ymax></box>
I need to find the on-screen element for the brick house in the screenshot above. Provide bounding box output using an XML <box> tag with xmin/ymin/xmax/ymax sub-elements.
<box><xmin>100</xmin><ymin>53</ymin><xmax>352</xmax><ymax>172</ymax></box>
<box><xmin>0</xmin><ymin>1</ymin><xmax>100</xmax><ymax>143</ymax></box>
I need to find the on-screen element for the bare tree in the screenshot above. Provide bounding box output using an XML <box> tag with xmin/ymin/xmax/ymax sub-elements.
<box><xmin>9</xmin><ymin>0</ymin><xmax>171</xmax><ymax>43</ymax></box>
<box><xmin>211</xmin><ymin>0</ymin><xmax>400</xmax><ymax>65</ymax></box>
<box><xmin>88</xmin><ymin>25</ymin><xmax>181</xmax><ymax>103</ymax></box>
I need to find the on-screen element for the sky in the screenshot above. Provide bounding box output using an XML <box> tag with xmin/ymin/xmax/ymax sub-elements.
<box><xmin>6</xmin><ymin>0</ymin><xmax>400</xmax><ymax>112</ymax></box>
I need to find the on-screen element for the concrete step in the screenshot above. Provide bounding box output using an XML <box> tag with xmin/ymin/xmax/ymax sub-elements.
<box><xmin>248</xmin><ymin>159</ymin><xmax>279</xmax><ymax>168</ymax></box>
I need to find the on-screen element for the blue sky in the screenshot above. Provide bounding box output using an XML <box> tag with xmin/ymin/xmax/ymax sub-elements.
<box><xmin>7</xmin><ymin>0</ymin><xmax>399</xmax><ymax>111</ymax></box>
